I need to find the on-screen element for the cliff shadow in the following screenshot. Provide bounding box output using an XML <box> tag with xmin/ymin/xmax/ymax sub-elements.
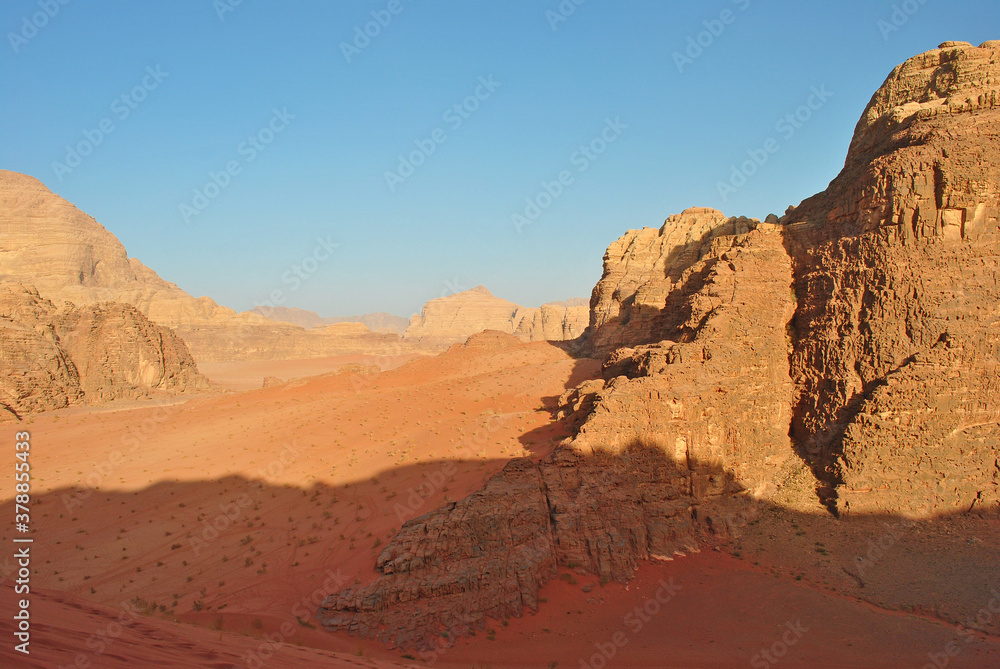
<box><xmin>1</xmin><ymin>443</ymin><xmax>999</xmax><ymax>667</ymax></box>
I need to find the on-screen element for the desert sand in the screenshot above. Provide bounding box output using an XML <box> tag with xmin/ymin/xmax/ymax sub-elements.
<box><xmin>3</xmin><ymin>335</ymin><xmax>998</xmax><ymax>668</ymax></box>
<box><xmin>197</xmin><ymin>354</ymin><xmax>421</xmax><ymax>391</ymax></box>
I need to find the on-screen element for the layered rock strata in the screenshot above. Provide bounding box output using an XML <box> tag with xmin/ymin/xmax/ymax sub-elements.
<box><xmin>782</xmin><ymin>41</ymin><xmax>1000</xmax><ymax>515</ymax></box>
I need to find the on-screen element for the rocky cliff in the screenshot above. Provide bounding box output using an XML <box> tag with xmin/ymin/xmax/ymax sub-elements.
<box><xmin>588</xmin><ymin>207</ymin><xmax>747</xmax><ymax>353</ymax></box>
<box><xmin>318</xmin><ymin>41</ymin><xmax>1000</xmax><ymax>649</ymax></box>
<box><xmin>403</xmin><ymin>286</ymin><xmax>588</xmax><ymax>346</ymax></box>
<box><xmin>0</xmin><ymin>284</ymin><xmax>206</xmax><ymax>421</ymax></box>
<box><xmin>781</xmin><ymin>40</ymin><xmax>1000</xmax><ymax>516</ymax></box>
<box><xmin>0</xmin><ymin>171</ymin><xmax>415</xmax><ymax>362</ymax></box>
<box><xmin>319</xmin><ymin>223</ymin><xmax>793</xmax><ymax>650</ymax></box>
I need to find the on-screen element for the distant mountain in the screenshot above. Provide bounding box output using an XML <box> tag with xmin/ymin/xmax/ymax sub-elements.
<box><xmin>0</xmin><ymin>171</ymin><xmax>588</xmax><ymax>362</ymax></box>
<box><xmin>402</xmin><ymin>285</ymin><xmax>589</xmax><ymax>346</ymax></box>
<box><xmin>0</xmin><ymin>171</ymin><xmax>411</xmax><ymax>362</ymax></box>
<box><xmin>251</xmin><ymin>306</ymin><xmax>409</xmax><ymax>334</ymax></box>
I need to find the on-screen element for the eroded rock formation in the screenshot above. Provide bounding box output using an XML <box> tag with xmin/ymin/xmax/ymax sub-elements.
<box><xmin>319</xmin><ymin>447</ymin><xmax>756</xmax><ymax>651</ymax></box>
<box><xmin>403</xmin><ymin>286</ymin><xmax>588</xmax><ymax>346</ymax></box>
<box><xmin>588</xmin><ymin>207</ymin><xmax>754</xmax><ymax>353</ymax></box>
<box><xmin>0</xmin><ymin>284</ymin><xmax>206</xmax><ymax>420</ymax></box>
<box><xmin>782</xmin><ymin>41</ymin><xmax>1000</xmax><ymax>515</ymax></box>
<box><xmin>318</xmin><ymin>42</ymin><xmax>1000</xmax><ymax>649</ymax></box>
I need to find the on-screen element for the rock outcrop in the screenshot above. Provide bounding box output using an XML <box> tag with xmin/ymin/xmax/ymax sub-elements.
<box><xmin>320</xmin><ymin>223</ymin><xmax>797</xmax><ymax>649</ymax></box>
<box><xmin>588</xmin><ymin>207</ymin><xmax>754</xmax><ymax>353</ymax></box>
<box><xmin>0</xmin><ymin>285</ymin><xmax>82</xmax><ymax>420</ymax></box>
<box><xmin>0</xmin><ymin>284</ymin><xmax>206</xmax><ymax>420</ymax></box>
<box><xmin>318</xmin><ymin>42</ymin><xmax>1000</xmax><ymax>649</ymax></box>
<box><xmin>319</xmin><ymin>448</ymin><xmax>756</xmax><ymax>651</ymax></box>
<box><xmin>403</xmin><ymin>286</ymin><xmax>588</xmax><ymax>346</ymax></box>
<box><xmin>782</xmin><ymin>41</ymin><xmax>1000</xmax><ymax>515</ymax></box>
<box><xmin>0</xmin><ymin>171</ymin><xmax>414</xmax><ymax>362</ymax></box>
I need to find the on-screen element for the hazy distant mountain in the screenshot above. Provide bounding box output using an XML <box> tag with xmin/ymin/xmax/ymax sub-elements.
<box><xmin>251</xmin><ymin>306</ymin><xmax>409</xmax><ymax>334</ymax></box>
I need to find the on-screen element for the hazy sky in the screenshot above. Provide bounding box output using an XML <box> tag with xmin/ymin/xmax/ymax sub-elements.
<box><xmin>3</xmin><ymin>1</ymin><xmax>997</xmax><ymax>317</ymax></box>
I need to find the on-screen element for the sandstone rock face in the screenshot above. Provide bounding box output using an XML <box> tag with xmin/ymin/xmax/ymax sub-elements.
<box><xmin>252</xmin><ymin>306</ymin><xmax>409</xmax><ymax>334</ymax></box>
<box><xmin>0</xmin><ymin>171</ymin><xmax>232</xmax><ymax>326</ymax></box>
<box><xmin>0</xmin><ymin>285</ymin><xmax>82</xmax><ymax>419</ymax></box>
<box><xmin>54</xmin><ymin>301</ymin><xmax>206</xmax><ymax>402</ymax></box>
<box><xmin>319</xmin><ymin>458</ymin><xmax>558</xmax><ymax>649</ymax></box>
<box><xmin>0</xmin><ymin>284</ymin><xmax>206</xmax><ymax>420</ymax></box>
<box><xmin>782</xmin><ymin>42</ymin><xmax>1000</xmax><ymax>515</ymax></box>
<box><xmin>318</xmin><ymin>43</ymin><xmax>1000</xmax><ymax>649</ymax></box>
<box><xmin>403</xmin><ymin>286</ymin><xmax>588</xmax><ymax>346</ymax></box>
<box><xmin>572</xmin><ymin>225</ymin><xmax>797</xmax><ymax>496</ymax></box>
<box><xmin>513</xmin><ymin>301</ymin><xmax>590</xmax><ymax>343</ymax></box>
<box><xmin>587</xmin><ymin>208</ymin><xmax>757</xmax><ymax>354</ymax></box>
<box><xmin>320</xmin><ymin>225</ymin><xmax>795</xmax><ymax>649</ymax></box>
<box><xmin>0</xmin><ymin>171</ymin><xmax>416</xmax><ymax>362</ymax></box>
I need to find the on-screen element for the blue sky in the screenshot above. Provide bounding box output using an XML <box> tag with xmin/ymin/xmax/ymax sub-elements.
<box><xmin>2</xmin><ymin>1</ymin><xmax>997</xmax><ymax>317</ymax></box>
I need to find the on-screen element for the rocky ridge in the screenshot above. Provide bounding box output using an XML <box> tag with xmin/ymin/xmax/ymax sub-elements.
<box><xmin>318</xmin><ymin>42</ymin><xmax>1000</xmax><ymax>649</ymax></box>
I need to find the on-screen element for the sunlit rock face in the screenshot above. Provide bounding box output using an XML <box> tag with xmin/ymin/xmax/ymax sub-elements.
<box><xmin>318</xmin><ymin>42</ymin><xmax>1000</xmax><ymax>650</ymax></box>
